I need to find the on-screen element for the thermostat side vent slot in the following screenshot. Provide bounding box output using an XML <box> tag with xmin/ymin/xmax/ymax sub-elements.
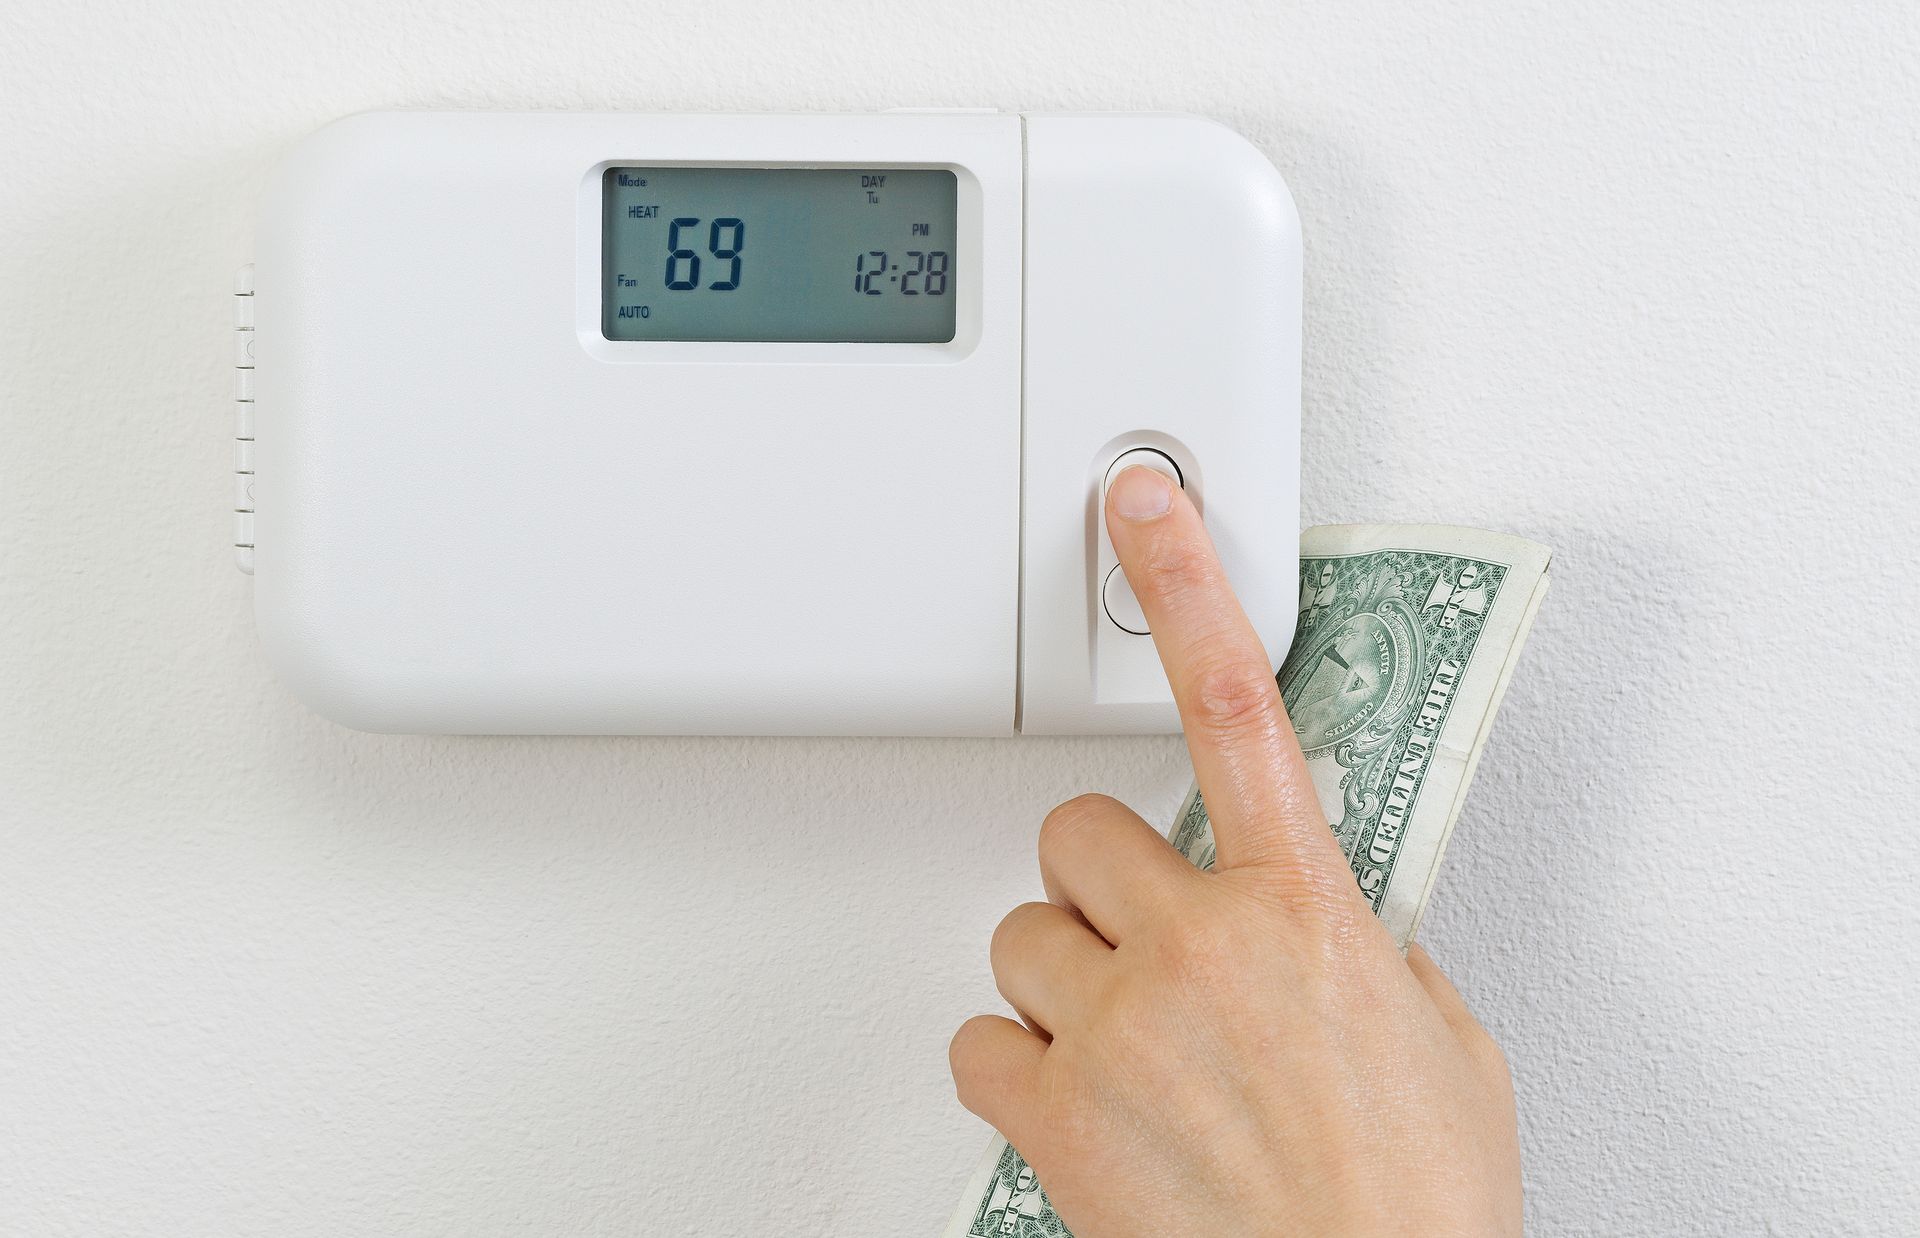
<box><xmin>232</xmin><ymin>263</ymin><xmax>256</xmax><ymax>575</ymax></box>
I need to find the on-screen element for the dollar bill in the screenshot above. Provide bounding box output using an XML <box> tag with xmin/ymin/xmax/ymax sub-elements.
<box><xmin>941</xmin><ymin>523</ymin><xmax>1552</xmax><ymax>1238</ymax></box>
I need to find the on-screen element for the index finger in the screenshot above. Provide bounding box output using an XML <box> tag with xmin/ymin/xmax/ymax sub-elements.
<box><xmin>1103</xmin><ymin>465</ymin><xmax>1347</xmax><ymax>880</ymax></box>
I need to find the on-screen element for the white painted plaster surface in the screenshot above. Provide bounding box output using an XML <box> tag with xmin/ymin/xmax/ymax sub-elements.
<box><xmin>3</xmin><ymin>3</ymin><xmax>1916</xmax><ymax>1233</ymax></box>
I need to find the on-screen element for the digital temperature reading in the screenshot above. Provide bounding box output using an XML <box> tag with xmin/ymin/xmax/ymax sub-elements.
<box><xmin>602</xmin><ymin>167</ymin><xmax>959</xmax><ymax>342</ymax></box>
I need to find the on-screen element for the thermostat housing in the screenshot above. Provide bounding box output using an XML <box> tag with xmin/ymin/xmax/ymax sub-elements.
<box><xmin>239</xmin><ymin>110</ymin><xmax>1301</xmax><ymax>735</ymax></box>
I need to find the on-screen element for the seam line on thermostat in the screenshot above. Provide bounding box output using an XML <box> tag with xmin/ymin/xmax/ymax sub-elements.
<box><xmin>1011</xmin><ymin>111</ymin><xmax>1030</xmax><ymax>735</ymax></box>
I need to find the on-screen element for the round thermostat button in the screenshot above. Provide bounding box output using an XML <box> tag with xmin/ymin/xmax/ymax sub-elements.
<box><xmin>1102</xmin><ymin>564</ymin><xmax>1152</xmax><ymax>635</ymax></box>
<box><xmin>1102</xmin><ymin>447</ymin><xmax>1183</xmax><ymax>492</ymax></box>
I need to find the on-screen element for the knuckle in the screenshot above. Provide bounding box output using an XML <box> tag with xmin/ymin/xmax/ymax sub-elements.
<box><xmin>947</xmin><ymin>1018</ymin><xmax>1001</xmax><ymax>1106</ymax></box>
<box><xmin>1135</xmin><ymin>530</ymin><xmax>1213</xmax><ymax>598</ymax></box>
<box><xmin>1230</xmin><ymin>849</ymin><xmax>1371</xmax><ymax>944</ymax></box>
<box><xmin>1039</xmin><ymin>792</ymin><xmax>1125</xmax><ymax>857</ymax></box>
<box><xmin>948</xmin><ymin>1014</ymin><xmax>995</xmax><ymax>1069</ymax></box>
<box><xmin>1472</xmin><ymin>1028</ymin><xmax>1514</xmax><ymax>1085</ymax></box>
<box><xmin>1182</xmin><ymin>659</ymin><xmax>1281</xmax><ymax>740</ymax></box>
<box><xmin>947</xmin><ymin>1017</ymin><xmax>982</xmax><ymax>1073</ymax></box>
<box><xmin>1292</xmin><ymin>868</ymin><xmax>1375</xmax><ymax>937</ymax></box>
<box><xmin>989</xmin><ymin>901</ymin><xmax>1051</xmax><ymax>967</ymax></box>
<box><xmin>1284</xmin><ymin>884</ymin><xmax>1391</xmax><ymax>970</ymax></box>
<box><xmin>1032</xmin><ymin>1065</ymin><xmax>1102</xmax><ymax>1157</ymax></box>
<box><xmin>1149</xmin><ymin>910</ymin><xmax>1241</xmax><ymax>995</ymax></box>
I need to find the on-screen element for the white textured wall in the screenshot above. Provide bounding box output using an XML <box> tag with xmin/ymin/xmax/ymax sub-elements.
<box><xmin>4</xmin><ymin>3</ymin><xmax>1917</xmax><ymax>1233</ymax></box>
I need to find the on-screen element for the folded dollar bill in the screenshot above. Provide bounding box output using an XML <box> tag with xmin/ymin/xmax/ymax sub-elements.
<box><xmin>942</xmin><ymin>523</ymin><xmax>1552</xmax><ymax>1238</ymax></box>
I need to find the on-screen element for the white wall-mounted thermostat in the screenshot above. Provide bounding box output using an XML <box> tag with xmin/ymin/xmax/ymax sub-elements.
<box><xmin>233</xmin><ymin>110</ymin><xmax>1301</xmax><ymax>736</ymax></box>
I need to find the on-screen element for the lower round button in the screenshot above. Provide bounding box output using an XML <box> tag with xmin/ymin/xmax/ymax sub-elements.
<box><xmin>1102</xmin><ymin>564</ymin><xmax>1151</xmax><ymax>635</ymax></box>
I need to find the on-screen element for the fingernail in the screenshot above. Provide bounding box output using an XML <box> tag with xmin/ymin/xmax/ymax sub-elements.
<box><xmin>1110</xmin><ymin>466</ymin><xmax>1173</xmax><ymax>521</ymax></box>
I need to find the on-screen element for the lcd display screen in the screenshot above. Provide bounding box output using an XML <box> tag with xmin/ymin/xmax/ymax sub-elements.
<box><xmin>601</xmin><ymin>167</ymin><xmax>959</xmax><ymax>342</ymax></box>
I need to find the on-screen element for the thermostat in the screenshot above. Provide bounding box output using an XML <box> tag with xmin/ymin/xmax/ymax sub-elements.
<box><xmin>234</xmin><ymin>110</ymin><xmax>1301</xmax><ymax>736</ymax></box>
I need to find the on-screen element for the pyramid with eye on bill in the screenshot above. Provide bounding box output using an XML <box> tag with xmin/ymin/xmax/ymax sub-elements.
<box><xmin>1289</xmin><ymin>627</ymin><xmax>1388</xmax><ymax>747</ymax></box>
<box><xmin>1299</xmin><ymin>645</ymin><xmax>1375</xmax><ymax>712</ymax></box>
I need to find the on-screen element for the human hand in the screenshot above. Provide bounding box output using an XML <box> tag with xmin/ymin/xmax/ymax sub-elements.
<box><xmin>949</xmin><ymin>465</ymin><xmax>1523</xmax><ymax>1237</ymax></box>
